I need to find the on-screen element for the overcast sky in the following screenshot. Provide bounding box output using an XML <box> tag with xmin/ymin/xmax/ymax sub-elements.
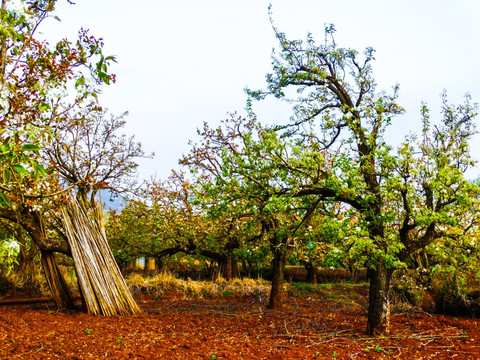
<box><xmin>40</xmin><ymin>0</ymin><xmax>480</xmax><ymax>180</ymax></box>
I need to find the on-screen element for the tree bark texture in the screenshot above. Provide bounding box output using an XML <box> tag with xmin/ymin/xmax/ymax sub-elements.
<box><xmin>40</xmin><ymin>250</ymin><xmax>75</xmax><ymax>310</ymax></box>
<box><xmin>218</xmin><ymin>252</ymin><xmax>240</xmax><ymax>280</ymax></box>
<box><xmin>269</xmin><ymin>248</ymin><xmax>287</xmax><ymax>310</ymax></box>
<box><xmin>367</xmin><ymin>260</ymin><xmax>394</xmax><ymax>335</ymax></box>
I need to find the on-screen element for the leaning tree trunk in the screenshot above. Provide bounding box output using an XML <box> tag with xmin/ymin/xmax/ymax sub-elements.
<box><xmin>367</xmin><ymin>259</ymin><xmax>394</xmax><ymax>335</ymax></box>
<box><xmin>28</xmin><ymin>212</ymin><xmax>75</xmax><ymax>311</ymax></box>
<box><xmin>269</xmin><ymin>247</ymin><xmax>287</xmax><ymax>310</ymax></box>
<box><xmin>40</xmin><ymin>250</ymin><xmax>75</xmax><ymax>310</ymax></box>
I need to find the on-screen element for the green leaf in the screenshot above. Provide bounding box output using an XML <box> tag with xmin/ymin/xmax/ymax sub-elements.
<box><xmin>33</xmin><ymin>162</ymin><xmax>46</xmax><ymax>176</ymax></box>
<box><xmin>3</xmin><ymin>168</ymin><xmax>11</xmax><ymax>185</ymax></box>
<box><xmin>21</xmin><ymin>144</ymin><xmax>41</xmax><ymax>152</ymax></box>
<box><xmin>38</xmin><ymin>103</ymin><xmax>49</xmax><ymax>112</ymax></box>
<box><xmin>75</xmin><ymin>76</ymin><xmax>85</xmax><ymax>88</ymax></box>
<box><xmin>0</xmin><ymin>192</ymin><xmax>11</xmax><ymax>206</ymax></box>
<box><xmin>11</xmin><ymin>164</ymin><xmax>29</xmax><ymax>175</ymax></box>
<box><xmin>0</xmin><ymin>144</ymin><xmax>11</xmax><ymax>155</ymax></box>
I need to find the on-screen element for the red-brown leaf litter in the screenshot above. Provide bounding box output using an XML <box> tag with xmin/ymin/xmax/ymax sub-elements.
<box><xmin>1</xmin><ymin>285</ymin><xmax>480</xmax><ymax>359</ymax></box>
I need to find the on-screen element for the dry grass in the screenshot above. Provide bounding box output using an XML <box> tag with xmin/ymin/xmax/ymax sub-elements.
<box><xmin>126</xmin><ymin>272</ymin><xmax>271</xmax><ymax>301</ymax></box>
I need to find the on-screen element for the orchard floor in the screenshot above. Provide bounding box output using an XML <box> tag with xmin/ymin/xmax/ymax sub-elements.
<box><xmin>1</xmin><ymin>285</ymin><xmax>480</xmax><ymax>359</ymax></box>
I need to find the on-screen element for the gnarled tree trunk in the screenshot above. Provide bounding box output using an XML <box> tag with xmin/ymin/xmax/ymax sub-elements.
<box><xmin>27</xmin><ymin>211</ymin><xmax>75</xmax><ymax>311</ymax></box>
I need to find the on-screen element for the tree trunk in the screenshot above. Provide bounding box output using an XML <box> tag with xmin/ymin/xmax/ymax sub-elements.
<box><xmin>367</xmin><ymin>260</ymin><xmax>394</xmax><ymax>335</ymax></box>
<box><xmin>351</xmin><ymin>267</ymin><xmax>359</xmax><ymax>284</ymax></box>
<box><xmin>241</xmin><ymin>259</ymin><xmax>249</xmax><ymax>277</ymax></box>
<box><xmin>220</xmin><ymin>254</ymin><xmax>232</xmax><ymax>280</ymax></box>
<box><xmin>219</xmin><ymin>252</ymin><xmax>240</xmax><ymax>280</ymax></box>
<box><xmin>14</xmin><ymin>230</ymin><xmax>38</xmax><ymax>290</ymax></box>
<box><xmin>269</xmin><ymin>249</ymin><xmax>287</xmax><ymax>310</ymax></box>
<box><xmin>232</xmin><ymin>256</ymin><xmax>239</xmax><ymax>278</ymax></box>
<box><xmin>245</xmin><ymin>259</ymin><xmax>255</xmax><ymax>278</ymax></box>
<box><xmin>305</xmin><ymin>263</ymin><xmax>317</xmax><ymax>284</ymax></box>
<box><xmin>40</xmin><ymin>250</ymin><xmax>75</xmax><ymax>311</ymax></box>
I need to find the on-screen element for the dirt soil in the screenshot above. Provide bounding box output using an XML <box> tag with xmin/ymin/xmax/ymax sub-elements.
<box><xmin>1</xmin><ymin>286</ymin><xmax>480</xmax><ymax>359</ymax></box>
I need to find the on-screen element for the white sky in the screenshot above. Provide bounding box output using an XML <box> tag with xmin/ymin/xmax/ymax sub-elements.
<box><xmin>40</xmin><ymin>0</ymin><xmax>480</xmax><ymax>180</ymax></box>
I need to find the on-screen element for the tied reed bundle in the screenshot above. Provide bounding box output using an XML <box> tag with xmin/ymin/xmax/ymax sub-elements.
<box><xmin>62</xmin><ymin>198</ymin><xmax>142</xmax><ymax>316</ymax></box>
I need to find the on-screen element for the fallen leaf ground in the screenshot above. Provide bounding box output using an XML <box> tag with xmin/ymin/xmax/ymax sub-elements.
<box><xmin>1</xmin><ymin>285</ymin><xmax>480</xmax><ymax>359</ymax></box>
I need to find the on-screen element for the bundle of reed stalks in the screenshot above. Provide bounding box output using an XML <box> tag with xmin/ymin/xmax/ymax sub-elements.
<box><xmin>62</xmin><ymin>198</ymin><xmax>142</xmax><ymax>316</ymax></box>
